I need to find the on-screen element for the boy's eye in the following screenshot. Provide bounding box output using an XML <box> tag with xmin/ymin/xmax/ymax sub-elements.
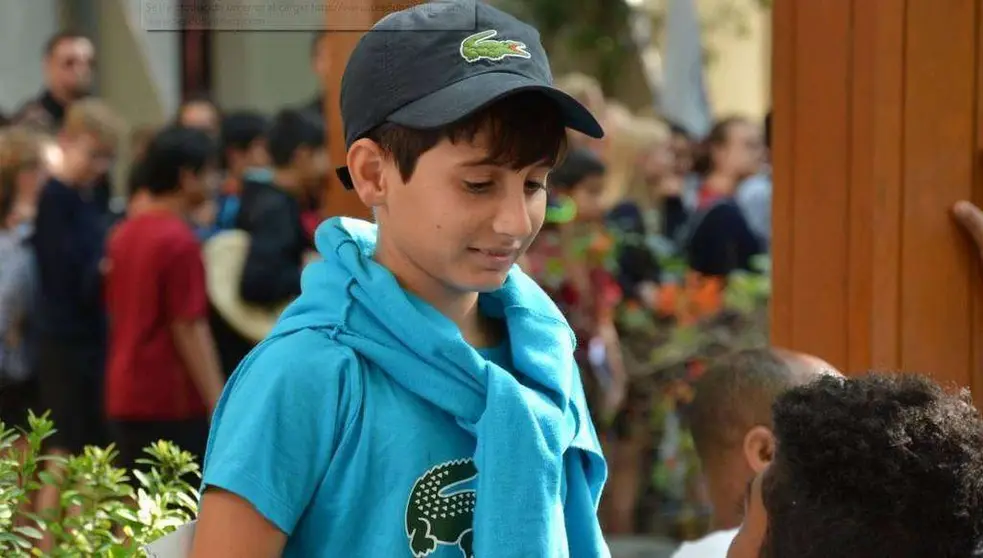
<box><xmin>463</xmin><ymin>180</ymin><xmax>494</xmax><ymax>193</ymax></box>
<box><xmin>525</xmin><ymin>181</ymin><xmax>547</xmax><ymax>194</ymax></box>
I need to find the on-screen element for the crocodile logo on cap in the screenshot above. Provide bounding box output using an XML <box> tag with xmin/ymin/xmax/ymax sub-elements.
<box><xmin>460</xmin><ymin>30</ymin><xmax>531</xmax><ymax>63</ymax></box>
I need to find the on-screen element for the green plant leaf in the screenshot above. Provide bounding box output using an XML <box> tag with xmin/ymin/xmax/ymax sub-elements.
<box><xmin>13</xmin><ymin>525</ymin><xmax>44</xmax><ymax>540</ymax></box>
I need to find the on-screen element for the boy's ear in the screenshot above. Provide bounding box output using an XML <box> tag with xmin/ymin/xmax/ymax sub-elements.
<box><xmin>347</xmin><ymin>138</ymin><xmax>388</xmax><ymax>207</ymax></box>
<box><xmin>742</xmin><ymin>425</ymin><xmax>776</xmax><ymax>473</ymax></box>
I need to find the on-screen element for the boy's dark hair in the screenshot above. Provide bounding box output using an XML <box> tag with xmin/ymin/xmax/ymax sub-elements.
<box><xmin>548</xmin><ymin>147</ymin><xmax>604</xmax><ymax>191</ymax></box>
<box><xmin>221</xmin><ymin>111</ymin><xmax>269</xmax><ymax>152</ymax></box>
<box><xmin>367</xmin><ymin>92</ymin><xmax>566</xmax><ymax>186</ymax></box>
<box><xmin>44</xmin><ymin>30</ymin><xmax>91</xmax><ymax>57</ymax></box>
<box><xmin>126</xmin><ymin>160</ymin><xmax>148</xmax><ymax>200</ymax></box>
<box><xmin>141</xmin><ymin>126</ymin><xmax>215</xmax><ymax>195</ymax></box>
<box><xmin>267</xmin><ymin>109</ymin><xmax>325</xmax><ymax>168</ymax></box>
<box><xmin>762</xmin><ymin>373</ymin><xmax>983</xmax><ymax>557</ymax></box>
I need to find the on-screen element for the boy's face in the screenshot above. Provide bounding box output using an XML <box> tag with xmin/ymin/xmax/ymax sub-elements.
<box><xmin>374</xmin><ymin>128</ymin><xmax>549</xmax><ymax>293</ymax></box>
<box><xmin>671</xmin><ymin>132</ymin><xmax>693</xmax><ymax>175</ymax></box>
<box><xmin>571</xmin><ymin>174</ymin><xmax>606</xmax><ymax>222</ymax></box>
<box><xmin>715</xmin><ymin>122</ymin><xmax>764</xmax><ymax>179</ymax></box>
<box><xmin>226</xmin><ymin>140</ymin><xmax>270</xmax><ymax>178</ymax></box>
<box><xmin>60</xmin><ymin>132</ymin><xmax>115</xmax><ymax>186</ymax></box>
<box><xmin>180</xmin><ymin>102</ymin><xmax>220</xmax><ymax>138</ymax></box>
<box><xmin>297</xmin><ymin>145</ymin><xmax>328</xmax><ymax>187</ymax></box>
<box><xmin>640</xmin><ymin>141</ymin><xmax>675</xmax><ymax>184</ymax></box>
<box><xmin>179</xmin><ymin>165</ymin><xmax>217</xmax><ymax>209</ymax></box>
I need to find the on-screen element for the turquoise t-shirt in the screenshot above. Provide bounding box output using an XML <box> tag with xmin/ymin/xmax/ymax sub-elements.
<box><xmin>201</xmin><ymin>216</ymin><xmax>609</xmax><ymax>558</ymax></box>
<box><xmin>202</xmin><ymin>331</ymin><xmax>514</xmax><ymax>558</ymax></box>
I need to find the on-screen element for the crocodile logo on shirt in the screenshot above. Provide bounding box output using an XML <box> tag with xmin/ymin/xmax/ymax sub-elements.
<box><xmin>405</xmin><ymin>458</ymin><xmax>477</xmax><ymax>558</ymax></box>
<box><xmin>460</xmin><ymin>30</ymin><xmax>531</xmax><ymax>63</ymax></box>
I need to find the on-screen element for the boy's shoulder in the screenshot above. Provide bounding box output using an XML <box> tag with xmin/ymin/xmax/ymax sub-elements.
<box><xmin>112</xmin><ymin>212</ymin><xmax>197</xmax><ymax>253</ymax></box>
<box><xmin>232</xmin><ymin>328</ymin><xmax>366</xmax><ymax>397</ymax></box>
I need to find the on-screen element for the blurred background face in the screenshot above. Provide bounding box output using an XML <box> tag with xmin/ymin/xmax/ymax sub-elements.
<box><xmin>14</xmin><ymin>165</ymin><xmax>45</xmax><ymax>218</ymax></box>
<box><xmin>180</xmin><ymin>165</ymin><xmax>219</xmax><ymax>208</ymax></box>
<box><xmin>226</xmin><ymin>140</ymin><xmax>271</xmax><ymax>178</ymax></box>
<box><xmin>180</xmin><ymin>101</ymin><xmax>221</xmax><ymax>138</ymax></box>
<box><xmin>311</xmin><ymin>35</ymin><xmax>330</xmax><ymax>82</ymax></box>
<box><xmin>713</xmin><ymin>121</ymin><xmax>765</xmax><ymax>179</ymax></box>
<box><xmin>570</xmin><ymin>174</ymin><xmax>607</xmax><ymax>222</ymax></box>
<box><xmin>45</xmin><ymin>38</ymin><xmax>95</xmax><ymax>100</ymax></box>
<box><xmin>61</xmin><ymin>132</ymin><xmax>115</xmax><ymax>186</ymax></box>
<box><xmin>296</xmin><ymin>145</ymin><xmax>328</xmax><ymax>190</ymax></box>
<box><xmin>670</xmin><ymin>131</ymin><xmax>694</xmax><ymax>176</ymax></box>
<box><xmin>639</xmin><ymin>140</ymin><xmax>675</xmax><ymax>184</ymax></box>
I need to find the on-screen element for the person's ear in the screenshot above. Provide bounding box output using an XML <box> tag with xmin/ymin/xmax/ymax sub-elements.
<box><xmin>742</xmin><ymin>425</ymin><xmax>776</xmax><ymax>473</ymax></box>
<box><xmin>347</xmin><ymin>137</ymin><xmax>389</xmax><ymax>208</ymax></box>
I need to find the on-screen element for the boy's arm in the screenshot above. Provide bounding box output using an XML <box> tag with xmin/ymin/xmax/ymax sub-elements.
<box><xmin>0</xmin><ymin>250</ymin><xmax>29</xmax><ymax>349</ymax></box>
<box><xmin>191</xmin><ymin>489</ymin><xmax>286</xmax><ymax>558</ymax></box>
<box><xmin>171</xmin><ymin>319</ymin><xmax>224</xmax><ymax>412</ymax></box>
<box><xmin>192</xmin><ymin>338</ymin><xmax>359</xmax><ymax>555</ymax></box>
<box><xmin>164</xmin><ymin>238</ymin><xmax>224</xmax><ymax>411</ymax></box>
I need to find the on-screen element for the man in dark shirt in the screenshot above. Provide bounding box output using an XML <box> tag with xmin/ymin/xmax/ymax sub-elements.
<box><xmin>238</xmin><ymin>108</ymin><xmax>324</xmax><ymax>304</ymax></box>
<box><xmin>11</xmin><ymin>30</ymin><xmax>94</xmax><ymax>132</ymax></box>
<box><xmin>207</xmin><ymin>109</ymin><xmax>324</xmax><ymax>378</ymax></box>
<box><xmin>33</xmin><ymin>99</ymin><xmax>123</xmax><ymax>457</ymax></box>
<box><xmin>12</xmin><ymin>30</ymin><xmax>114</xmax><ymax>216</ymax></box>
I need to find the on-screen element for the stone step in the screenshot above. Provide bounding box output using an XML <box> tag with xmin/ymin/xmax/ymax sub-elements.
<box><xmin>607</xmin><ymin>536</ymin><xmax>679</xmax><ymax>558</ymax></box>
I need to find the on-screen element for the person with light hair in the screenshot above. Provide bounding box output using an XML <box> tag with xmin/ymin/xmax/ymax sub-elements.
<box><xmin>603</xmin><ymin>113</ymin><xmax>687</xmax><ymax>307</ymax></box>
<box><xmin>0</xmin><ymin>126</ymin><xmax>54</xmax><ymax>453</ymax></box>
<box><xmin>32</xmin><ymin>99</ymin><xmax>124</xmax><ymax>547</ymax></box>
<box><xmin>556</xmin><ymin>72</ymin><xmax>607</xmax><ymax>153</ymax></box>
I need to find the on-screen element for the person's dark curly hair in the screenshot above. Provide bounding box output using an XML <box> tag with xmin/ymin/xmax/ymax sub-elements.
<box><xmin>761</xmin><ymin>373</ymin><xmax>983</xmax><ymax>557</ymax></box>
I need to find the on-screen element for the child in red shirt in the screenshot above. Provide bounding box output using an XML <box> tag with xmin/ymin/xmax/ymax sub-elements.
<box><xmin>104</xmin><ymin>126</ymin><xmax>225</xmax><ymax>471</ymax></box>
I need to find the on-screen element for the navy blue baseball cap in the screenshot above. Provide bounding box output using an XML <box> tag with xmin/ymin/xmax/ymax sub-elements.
<box><xmin>336</xmin><ymin>0</ymin><xmax>605</xmax><ymax>189</ymax></box>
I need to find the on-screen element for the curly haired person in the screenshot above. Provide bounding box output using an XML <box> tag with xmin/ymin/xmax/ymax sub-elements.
<box><xmin>728</xmin><ymin>373</ymin><xmax>983</xmax><ymax>558</ymax></box>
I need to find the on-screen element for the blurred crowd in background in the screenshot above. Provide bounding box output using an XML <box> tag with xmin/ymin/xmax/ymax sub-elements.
<box><xmin>0</xmin><ymin>23</ymin><xmax>772</xmax><ymax>546</ymax></box>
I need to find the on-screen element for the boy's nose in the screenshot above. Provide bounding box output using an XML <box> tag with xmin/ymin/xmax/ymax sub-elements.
<box><xmin>492</xmin><ymin>192</ymin><xmax>534</xmax><ymax>239</ymax></box>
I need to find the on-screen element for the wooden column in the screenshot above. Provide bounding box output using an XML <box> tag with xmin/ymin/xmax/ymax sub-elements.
<box><xmin>771</xmin><ymin>0</ymin><xmax>983</xmax><ymax>400</ymax></box>
<box><xmin>179</xmin><ymin>0</ymin><xmax>213</xmax><ymax>99</ymax></box>
<box><xmin>320</xmin><ymin>0</ymin><xmax>427</xmax><ymax>220</ymax></box>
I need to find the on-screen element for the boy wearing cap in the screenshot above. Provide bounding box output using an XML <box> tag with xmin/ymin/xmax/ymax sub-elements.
<box><xmin>192</xmin><ymin>3</ymin><xmax>609</xmax><ymax>557</ymax></box>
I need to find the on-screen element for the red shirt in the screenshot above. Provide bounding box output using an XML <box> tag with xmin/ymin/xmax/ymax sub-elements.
<box><xmin>697</xmin><ymin>184</ymin><xmax>728</xmax><ymax>210</ymax></box>
<box><xmin>104</xmin><ymin>211</ymin><xmax>208</xmax><ymax>420</ymax></box>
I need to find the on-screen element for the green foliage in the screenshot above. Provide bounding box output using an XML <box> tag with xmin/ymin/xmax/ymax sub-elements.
<box><xmin>494</xmin><ymin>0</ymin><xmax>773</xmax><ymax>94</ymax></box>
<box><xmin>616</xmin><ymin>256</ymin><xmax>770</xmax><ymax>537</ymax></box>
<box><xmin>495</xmin><ymin>0</ymin><xmax>636</xmax><ymax>92</ymax></box>
<box><xmin>0</xmin><ymin>413</ymin><xmax>199</xmax><ymax>557</ymax></box>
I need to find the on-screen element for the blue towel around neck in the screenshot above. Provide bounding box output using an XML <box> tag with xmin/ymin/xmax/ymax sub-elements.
<box><xmin>268</xmin><ymin>217</ymin><xmax>609</xmax><ymax>557</ymax></box>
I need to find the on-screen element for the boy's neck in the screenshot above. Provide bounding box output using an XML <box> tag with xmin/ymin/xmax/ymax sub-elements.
<box><xmin>705</xmin><ymin>172</ymin><xmax>737</xmax><ymax>196</ymax></box>
<box><xmin>272</xmin><ymin>168</ymin><xmax>303</xmax><ymax>197</ymax></box>
<box><xmin>140</xmin><ymin>193</ymin><xmax>188</xmax><ymax>217</ymax></box>
<box><xmin>374</xmin><ymin>237</ymin><xmax>500</xmax><ymax>348</ymax></box>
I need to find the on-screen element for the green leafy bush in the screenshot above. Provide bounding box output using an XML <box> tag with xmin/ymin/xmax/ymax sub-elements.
<box><xmin>0</xmin><ymin>412</ymin><xmax>198</xmax><ymax>557</ymax></box>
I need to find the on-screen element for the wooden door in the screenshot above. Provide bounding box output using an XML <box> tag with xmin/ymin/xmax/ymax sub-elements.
<box><xmin>320</xmin><ymin>0</ymin><xmax>428</xmax><ymax>221</ymax></box>
<box><xmin>771</xmin><ymin>0</ymin><xmax>983</xmax><ymax>401</ymax></box>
